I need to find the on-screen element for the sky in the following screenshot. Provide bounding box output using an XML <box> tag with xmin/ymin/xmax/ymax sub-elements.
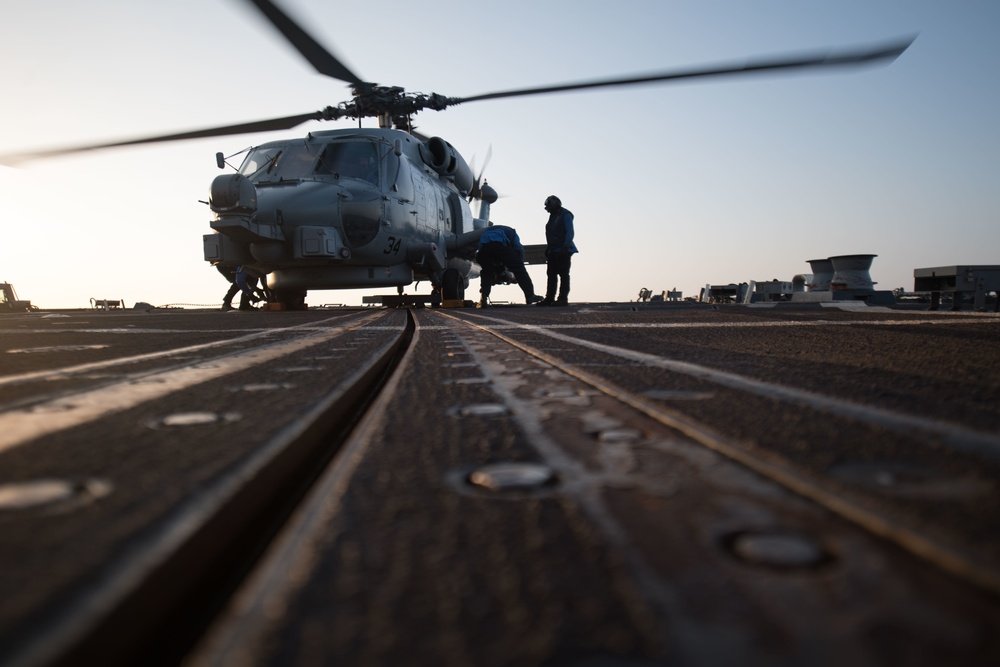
<box><xmin>1</xmin><ymin>0</ymin><xmax>997</xmax><ymax>309</ymax></box>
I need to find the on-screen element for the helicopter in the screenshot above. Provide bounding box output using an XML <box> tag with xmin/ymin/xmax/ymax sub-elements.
<box><xmin>2</xmin><ymin>0</ymin><xmax>914</xmax><ymax>309</ymax></box>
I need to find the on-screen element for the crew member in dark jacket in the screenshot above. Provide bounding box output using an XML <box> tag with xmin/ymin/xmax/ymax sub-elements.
<box><xmin>475</xmin><ymin>225</ymin><xmax>543</xmax><ymax>308</ymax></box>
<box><xmin>217</xmin><ymin>264</ymin><xmax>240</xmax><ymax>311</ymax></box>
<box><xmin>539</xmin><ymin>195</ymin><xmax>578</xmax><ymax>306</ymax></box>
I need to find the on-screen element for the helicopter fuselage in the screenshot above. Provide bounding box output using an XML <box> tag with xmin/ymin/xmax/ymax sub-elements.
<box><xmin>203</xmin><ymin>128</ymin><xmax>487</xmax><ymax>300</ymax></box>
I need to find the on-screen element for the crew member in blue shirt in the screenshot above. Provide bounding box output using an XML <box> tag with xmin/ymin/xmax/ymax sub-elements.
<box><xmin>235</xmin><ymin>266</ymin><xmax>269</xmax><ymax>310</ymax></box>
<box><xmin>475</xmin><ymin>225</ymin><xmax>543</xmax><ymax>308</ymax></box>
<box><xmin>539</xmin><ymin>195</ymin><xmax>578</xmax><ymax>307</ymax></box>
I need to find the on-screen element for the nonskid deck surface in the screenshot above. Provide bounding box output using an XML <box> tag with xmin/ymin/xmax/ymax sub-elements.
<box><xmin>1</xmin><ymin>303</ymin><xmax>998</xmax><ymax>666</ymax></box>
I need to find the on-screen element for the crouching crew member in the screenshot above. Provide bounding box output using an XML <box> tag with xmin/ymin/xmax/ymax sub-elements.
<box><xmin>476</xmin><ymin>225</ymin><xmax>543</xmax><ymax>308</ymax></box>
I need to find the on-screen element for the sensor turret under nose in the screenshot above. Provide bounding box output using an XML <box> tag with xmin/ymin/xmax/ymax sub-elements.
<box><xmin>210</xmin><ymin>174</ymin><xmax>257</xmax><ymax>214</ymax></box>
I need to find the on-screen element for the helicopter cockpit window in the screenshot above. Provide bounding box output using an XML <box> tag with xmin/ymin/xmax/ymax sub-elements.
<box><xmin>239</xmin><ymin>142</ymin><xmax>317</xmax><ymax>182</ymax></box>
<box><xmin>271</xmin><ymin>142</ymin><xmax>316</xmax><ymax>180</ymax></box>
<box><xmin>315</xmin><ymin>142</ymin><xmax>379</xmax><ymax>185</ymax></box>
<box><xmin>239</xmin><ymin>147</ymin><xmax>282</xmax><ymax>179</ymax></box>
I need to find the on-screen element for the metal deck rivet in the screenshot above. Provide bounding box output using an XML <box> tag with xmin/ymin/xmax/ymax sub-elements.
<box><xmin>727</xmin><ymin>531</ymin><xmax>830</xmax><ymax>568</ymax></box>
<box><xmin>444</xmin><ymin>377</ymin><xmax>489</xmax><ymax>385</ymax></box>
<box><xmin>468</xmin><ymin>463</ymin><xmax>555</xmax><ymax>491</ymax></box>
<box><xmin>0</xmin><ymin>479</ymin><xmax>112</xmax><ymax>511</ymax></box>
<box><xmin>163</xmin><ymin>412</ymin><xmax>220</xmax><ymax>426</ymax></box>
<box><xmin>537</xmin><ymin>388</ymin><xmax>579</xmax><ymax>399</ymax></box>
<box><xmin>598</xmin><ymin>428</ymin><xmax>643</xmax><ymax>443</ymax></box>
<box><xmin>152</xmin><ymin>412</ymin><xmax>242</xmax><ymax>428</ymax></box>
<box><xmin>229</xmin><ymin>382</ymin><xmax>294</xmax><ymax>392</ymax></box>
<box><xmin>0</xmin><ymin>480</ymin><xmax>74</xmax><ymax>509</ymax></box>
<box><xmin>458</xmin><ymin>403</ymin><xmax>509</xmax><ymax>417</ymax></box>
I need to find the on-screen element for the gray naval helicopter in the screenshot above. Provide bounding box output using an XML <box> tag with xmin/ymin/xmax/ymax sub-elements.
<box><xmin>4</xmin><ymin>0</ymin><xmax>914</xmax><ymax>309</ymax></box>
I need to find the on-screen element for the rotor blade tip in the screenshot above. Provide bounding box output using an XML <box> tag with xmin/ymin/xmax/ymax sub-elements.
<box><xmin>889</xmin><ymin>33</ymin><xmax>919</xmax><ymax>57</ymax></box>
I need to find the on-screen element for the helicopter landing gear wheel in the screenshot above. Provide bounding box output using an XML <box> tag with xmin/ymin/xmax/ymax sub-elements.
<box><xmin>430</xmin><ymin>290</ymin><xmax>442</xmax><ymax>308</ymax></box>
<box><xmin>273</xmin><ymin>289</ymin><xmax>307</xmax><ymax>311</ymax></box>
<box><xmin>440</xmin><ymin>268</ymin><xmax>463</xmax><ymax>304</ymax></box>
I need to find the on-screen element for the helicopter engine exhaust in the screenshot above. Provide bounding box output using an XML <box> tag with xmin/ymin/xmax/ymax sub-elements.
<box><xmin>420</xmin><ymin>137</ymin><xmax>473</xmax><ymax>196</ymax></box>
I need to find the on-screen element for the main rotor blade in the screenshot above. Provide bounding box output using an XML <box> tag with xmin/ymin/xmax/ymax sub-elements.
<box><xmin>245</xmin><ymin>0</ymin><xmax>366</xmax><ymax>86</ymax></box>
<box><xmin>0</xmin><ymin>111</ymin><xmax>328</xmax><ymax>165</ymax></box>
<box><xmin>451</xmin><ymin>36</ymin><xmax>915</xmax><ymax>106</ymax></box>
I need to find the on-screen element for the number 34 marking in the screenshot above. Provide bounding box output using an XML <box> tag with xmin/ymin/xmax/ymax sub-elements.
<box><xmin>383</xmin><ymin>236</ymin><xmax>402</xmax><ymax>255</ymax></box>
